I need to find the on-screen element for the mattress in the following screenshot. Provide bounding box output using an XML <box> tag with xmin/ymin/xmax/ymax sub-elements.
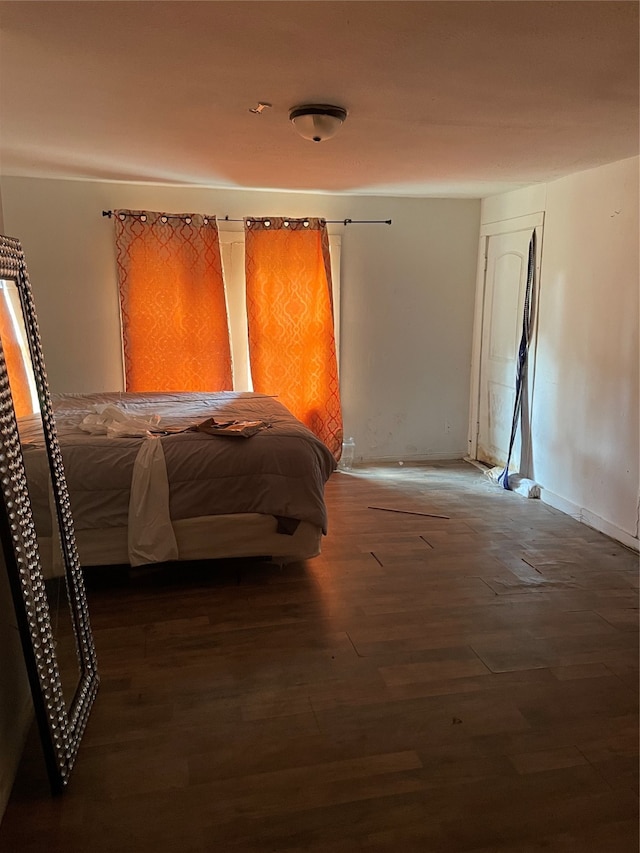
<box><xmin>22</xmin><ymin>391</ymin><xmax>336</xmax><ymax>570</ymax></box>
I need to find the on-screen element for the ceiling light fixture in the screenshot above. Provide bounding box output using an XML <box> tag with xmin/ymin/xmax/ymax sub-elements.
<box><xmin>289</xmin><ymin>104</ymin><xmax>347</xmax><ymax>143</ymax></box>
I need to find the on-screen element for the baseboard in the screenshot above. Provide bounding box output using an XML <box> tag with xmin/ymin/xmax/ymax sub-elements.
<box><xmin>539</xmin><ymin>488</ymin><xmax>582</xmax><ymax>520</ymax></box>
<box><xmin>580</xmin><ymin>507</ymin><xmax>639</xmax><ymax>552</ymax></box>
<box><xmin>360</xmin><ymin>450</ymin><xmax>467</xmax><ymax>463</ymax></box>
<box><xmin>541</xmin><ymin>488</ymin><xmax>639</xmax><ymax>552</ymax></box>
<box><xmin>464</xmin><ymin>456</ymin><xmax>491</xmax><ymax>472</ymax></box>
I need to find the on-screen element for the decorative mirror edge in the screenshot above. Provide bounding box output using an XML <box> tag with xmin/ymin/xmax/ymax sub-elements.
<box><xmin>0</xmin><ymin>234</ymin><xmax>99</xmax><ymax>793</ymax></box>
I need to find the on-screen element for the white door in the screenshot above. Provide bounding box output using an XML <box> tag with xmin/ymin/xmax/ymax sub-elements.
<box><xmin>476</xmin><ymin>227</ymin><xmax>538</xmax><ymax>470</ymax></box>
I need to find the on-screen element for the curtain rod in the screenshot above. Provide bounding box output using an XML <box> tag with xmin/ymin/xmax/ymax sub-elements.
<box><xmin>102</xmin><ymin>210</ymin><xmax>392</xmax><ymax>225</ymax></box>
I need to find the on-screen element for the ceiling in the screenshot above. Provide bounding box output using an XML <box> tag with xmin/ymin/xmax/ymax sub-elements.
<box><xmin>0</xmin><ymin>1</ymin><xmax>638</xmax><ymax>198</ymax></box>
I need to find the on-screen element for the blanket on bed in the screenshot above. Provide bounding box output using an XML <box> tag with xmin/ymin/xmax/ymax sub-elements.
<box><xmin>22</xmin><ymin>392</ymin><xmax>336</xmax><ymax>563</ymax></box>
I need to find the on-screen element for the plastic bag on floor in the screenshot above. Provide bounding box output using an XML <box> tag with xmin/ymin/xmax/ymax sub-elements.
<box><xmin>485</xmin><ymin>466</ymin><xmax>540</xmax><ymax>499</ymax></box>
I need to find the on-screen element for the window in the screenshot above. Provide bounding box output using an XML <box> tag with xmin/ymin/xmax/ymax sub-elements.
<box><xmin>219</xmin><ymin>232</ymin><xmax>341</xmax><ymax>391</ymax></box>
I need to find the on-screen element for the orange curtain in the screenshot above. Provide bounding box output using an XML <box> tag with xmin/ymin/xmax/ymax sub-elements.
<box><xmin>0</xmin><ymin>285</ymin><xmax>34</xmax><ymax>418</ymax></box>
<box><xmin>114</xmin><ymin>211</ymin><xmax>232</xmax><ymax>392</ymax></box>
<box><xmin>244</xmin><ymin>217</ymin><xmax>343</xmax><ymax>458</ymax></box>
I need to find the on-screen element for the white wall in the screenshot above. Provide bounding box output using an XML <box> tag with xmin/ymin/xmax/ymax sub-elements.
<box><xmin>1</xmin><ymin>177</ymin><xmax>481</xmax><ymax>462</ymax></box>
<box><xmin>481</xmin><ymin>157</ymin><xmax>639</xmax><ymax>548</ymax></box>
<box><xmin>0</xmin><ymin>189</ymin><xmax>34</xmax><ymax>821</ymax></box>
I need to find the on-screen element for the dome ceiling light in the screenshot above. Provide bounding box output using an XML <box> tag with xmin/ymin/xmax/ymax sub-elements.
<box><xmin>289</xmin><ymin>104</ymin><xmax>347</xmax><ymax>143</ymax></box>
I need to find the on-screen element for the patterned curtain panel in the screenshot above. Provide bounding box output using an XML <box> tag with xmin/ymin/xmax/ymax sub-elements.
<box><xmin>244</xmin><ymin>217</ymin><xmax>343</xmax><ymax>458</ymax></box>
<box><xmin>114</xmin><ymin>211</ymin><xmax>232</xmax><ymax>392</ymax></box>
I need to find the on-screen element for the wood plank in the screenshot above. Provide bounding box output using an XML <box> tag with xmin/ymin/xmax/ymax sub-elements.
<box><xmin>1</xmin><ymin>461</ymin><xmax>637</xmax><ymax>852</ymax></box>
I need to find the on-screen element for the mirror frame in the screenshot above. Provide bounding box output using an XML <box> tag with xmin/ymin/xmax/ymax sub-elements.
<box><xmin>0</xmin><ymin>234</ymin><xmax>98</xmax><ymax>794</ymax></box>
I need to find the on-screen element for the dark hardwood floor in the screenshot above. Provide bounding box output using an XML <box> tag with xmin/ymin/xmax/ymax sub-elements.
<box><xmin>1</xmin><ymin>461</ymin><xmax>638</xmax><ymax>851</ymax></box>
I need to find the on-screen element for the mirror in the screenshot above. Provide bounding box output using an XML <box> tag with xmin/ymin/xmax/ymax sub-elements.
<box><xmin>0</xmin><ymin>234</ymin><xmax>98</xmax><ymax>793</ymax></box>
<box><xmin>0</xmin><ymin>277</ymin><xmax>79</xmax><ymax>709</ymax></box>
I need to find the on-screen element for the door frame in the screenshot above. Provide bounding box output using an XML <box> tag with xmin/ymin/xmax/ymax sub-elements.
<box><xmin>467</xmin><ymin>212</ymin><xmax>545</xmax><ymax>465</ymax></box>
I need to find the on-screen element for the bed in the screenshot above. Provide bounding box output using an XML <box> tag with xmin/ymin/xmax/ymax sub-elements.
<box><xmin>21</xmin><ymin>391</ymin><xmax>336</xmax><ymax>573</ymax></box>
